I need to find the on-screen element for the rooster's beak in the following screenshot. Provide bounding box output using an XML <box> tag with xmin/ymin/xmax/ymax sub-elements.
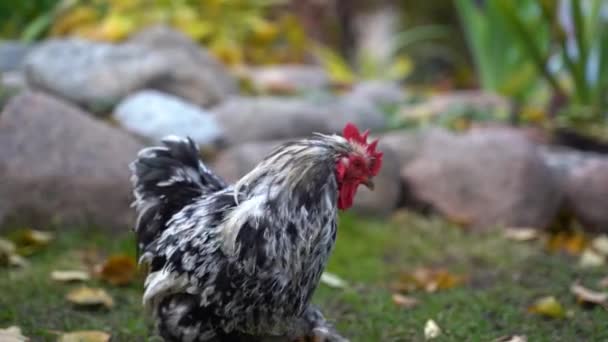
<box><xmin>363</xmin><ymin>179</ymin><xmax>375</xmax><ymax>190</ymax></box>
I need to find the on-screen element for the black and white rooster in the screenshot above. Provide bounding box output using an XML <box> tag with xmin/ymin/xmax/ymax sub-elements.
<box><xmin>130</xmin><ymin>123</ymin><xmax>383</xmax><ymax>341</ymax></box>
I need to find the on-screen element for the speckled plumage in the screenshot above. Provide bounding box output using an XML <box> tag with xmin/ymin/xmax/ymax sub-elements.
<box><xmin>131</xmin><ymin>134</ymin><xmax>356</xmax><ymax>342</ymax></box>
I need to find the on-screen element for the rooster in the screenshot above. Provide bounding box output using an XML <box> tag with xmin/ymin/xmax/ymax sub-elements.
<box><xmin>131</xmin><ymin>123</ymin><xmax>383</xmax><ymax>342</ymax></box>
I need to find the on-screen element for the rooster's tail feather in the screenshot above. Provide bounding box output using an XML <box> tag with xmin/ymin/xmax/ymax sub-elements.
<box><xmin>130</xmin><ymin>136</ymin><xmax>226</xmax><ymax>253</ymax></box>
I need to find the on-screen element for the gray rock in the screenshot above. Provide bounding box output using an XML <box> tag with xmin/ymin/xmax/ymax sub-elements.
<box><xmin>352</xmin><ymin>145</ymin><xmax>402</xmax><ymax>216</ymax></box>
<box><xmin>2</xmin><ymin>71</ymin><xmax>27</xmax><ymax>91</ymax></box>
<box><xmin>333</xmin><ymin>95</ymin><xmax>387</xmax><ymax>132</ymax></box>
<box><xmin>114</xmin><ymin>90</ymin><xmax>224</xmax><ymax>146</ymax></box>
<box><xmin>244</xmin><ymin>65</ymin><xmax>330</xmax><ymax>94</ymax></box>
<box><xmin>378</xmin><ymin>130</ymin><xmax>429</xmax><ymax>166</ymax></box>
<box><xmin>211</xmin><ymin>140</ymin><xmax>283</xmax><ymax>183</ymax></box>
<box><xmin>211</xmin><ymin>139</ymin><xmax>401</xmax><ymax>216</ymax></box>
<box><xmin>212</xmin><ymin>96</ymin><xmax>386</xmax><ymax>144</ymax></box>
<box><xmin>0</xmin><ymin>92</ymin><xmax>143</xmax><ymax>230</ymax></box>
<box><xmin>541</xmin><ymin>147</ymin><xmax>608</xmax><ymax>233</ymax></box>
<box><xmin>129</xmin><ymin>25</ymin><xmax>237</xmax><ymax>106</ymax></box>
<box><xmin>24</xmin><ymin>27</ymin><xmax>237</xmax><ymax>113</ymax></box>
<box><xmin>0</xmin><ymin>41</ymin><xmax>31</xmax><ymax>71</ymax></box>
<box><xmin>401</xmin><ymin>128</ymin><xmax>561</xmax><ymax>230</ymax></box>
<box><xmin>348</xmin><ymin>81</ymin><xmax>405</xmax><ymax>107</ymax></box>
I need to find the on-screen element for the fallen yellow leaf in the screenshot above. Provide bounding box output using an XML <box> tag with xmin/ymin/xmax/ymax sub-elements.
<box><xmin>66</xmin><ymin>287</ymin><xmax>114</xmax><ymax>309</ymax></box>
<box><xmin>504</xmin><ymin>228</ymin><xmax>540</xmax><ymax>241</ymax></box>
<box><xmin>579</xmin><ymin>249</ymin><xmax>605</xmax><ymax>268</ymax></box>
<box><xmin>0</xmin><ymin>326</ymin><xmax>28</xmax><ymax>341</ymax></box>
<box><xmin>570</xmin><ymin>282</ymin><xmax>608</xmax><ymax>308</ymax></box>
<box><xmin>424</xmin><ymin>319</ymin><xmax>441</xmax><ymax>340</ymax></box>
<box><xmin>51</xmin><ymin>270</ymin><xmax>91</xmax><ymax>283</ymax></box>
<box><xmin>392</xmin><ymin>293</ymin><xmax>419</xmax><ymax>309</ymax></box>
<box><xmin>546</xmin><ymin>231</ymin><xmax>588</xmax><ymax>255</ymax></box>
<box><xmin>528</xmin><ymin>296</ymin><xmax>566</xmax><ymax>319</ymax></box>
<box><xmin>97</xmin><ymin>255</ymin><xmax>137</xmax><ymax>286</ymax></box>
<box><xmin>592</xmin><ymin>235</ymin><xmax>608</xmax><ymax>256</ymax></box>
<box><xmin>12</xmin><ymin>229</ymin><xmax>53</xmax><ymax>255</ymax></box>
<box><xmin>58</xmin><ymin>331</ymin><xmax>110</xmax><ymax>342</ymax></box>
<box><xmin>0</xmin><ymin>238</ymin><xmax>28</xmax><ymax>268</ymax></box>
<box><xmin>320</xmin><ymin>272</ymin><xmax>348</xmax><ymax>289</ymax></box>
<box><xmin>394</xmin><ymin>267</ymin><xmax>465</xmax><ymax>293</ymax></box>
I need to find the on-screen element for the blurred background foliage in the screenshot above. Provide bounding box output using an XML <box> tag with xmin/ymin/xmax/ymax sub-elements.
<box><xmin>1</xmin><ymin>0</ymin><xmax>608</xmax><ymax>133</ymax></box>
<box><xmin>4</xmin><ymin>0</ymin><xmax>310</xmax><ymax>66</ymax></box>
<box><xmin>456</xmin><ymin>0</ymin><xmax>608</xmax><ymax>129</ymax></box>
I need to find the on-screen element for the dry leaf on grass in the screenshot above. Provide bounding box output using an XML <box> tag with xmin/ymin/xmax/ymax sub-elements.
<box><xmin>58</xmin><ymin>331</ymin><xmax>111</xmax><ymax>342</ymax></box>
<box><xmin>0</xmin><ymin>326</ymin><xmax>29</xmax><ymax>341</ymax></box>
<box><xmin>51</xmin><ymin>270</ymin><xmax>91</xmax><ymax>282</ymax></box>
<box><xmin>493</xmin><ymin>335</ymin><xmax>527</xmax><ymax>342</ymax></box>
<box><xmin>12</xmin><ymin>229</ymin><xmax>53</xmax><ymax>255</ymax></box>
<box><xmin>546</xmin><ymin>231</ymin><xmax>588</xmax><ymax>255</ymax></box>
<box><xmin>504</xmin><ymin>228</ymin><xmax>540</xmax><ymax>241</ymax></box>
<box><xmin>527</xmin><ymin>296</ymin><xmax>566</xmax><ymax>319</ymax></box>
<box><xmin>96</xmin><ymin>255</ymin><xmax>137</xmax><ymax>286</ymax></box>
<box><xmin>0</xmin><ymin>238</ymin><xmax>28</xmax><ymax>268</ymax></box>
<box><xmin>570</xmin><ymin>282</ymin><xmax>608</xmax><ymax>308</ymax></box>
<box><xmin>424</xmin><ymin>319</ymin><xmax>441</xmax><ymax>340</ymax></box>
<box><xmin>66</xmin><ymin>287</ymin><xmax>114</xmax><ymax>309</ymax></box>
<box><xmin>320</xmin><ymin>272</ymin><xmax>348</xmax><ymax>289</ymax></box>
<box><xmin>392</xmin><ymin>293</ymin><xmax>418</xmax><ymax>309</ymax></box>
<box><xmin>579</xmin><ymin>249</ymin><xmax>605</xmax><ymax>268</ymax></box>
<box><xmin>591</xmin><ymin>235</ymin><xmax>608</xmax><ymax>256</ymax></box>
<box><xmin>394</xmin><ymin>267</ymin><xmax>465</xmax><ymax>293</ymax></box>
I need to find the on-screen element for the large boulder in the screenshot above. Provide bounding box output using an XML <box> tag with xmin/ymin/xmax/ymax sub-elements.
<box><xmin>401</xmin><ymin>128</ymin><xmax>561</xmax><ymax>230</ymax></box>
<box><xmin>24</xmin><ymin>27</ymin><xmax>237</xmax><ymax>113</ymax></box>
<box><xmin>211</xmin><ymin>139</ymin><xmax>401</xmax><ymax>216</ymax></box>
<box><xmin>541</xmin><ymin>147</ymin><xmax>608</xmax><ymax>233</ymax></box>
<box><xmin>212</xmin><ymin>96</ymin><xmax>386</xmax><ymax>144</ymax></box>
<box><xmin>0</xmin><ymin>92</ymin><xmax>143</xmax><ymax>230</ymax></box>
<box><xmin>114</xmin><ymin>90</ymin><xmax>224</xmax><ymax>147</ymax></box>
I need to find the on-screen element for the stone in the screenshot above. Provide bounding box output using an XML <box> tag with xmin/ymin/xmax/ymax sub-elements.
<box><xmin>541</xmin><ymin>147</ymin><xmax>608</xmax><ymax>233</ymax></box>
<box><xmin>352</xmin><ymin>145</ymin><xmax>402</xmax><ymax>216</ymax></box>
<box><xmin>24</xmin><ymin>27</ymin><xmax>237</xmax><ymax>113</ymax></box>
<box><xmin>401</xmin><ymin>128</ymin><xmax>561</xmax><ymax>230</ymax></box>
<box><xmin>129</xmin><ymin>25</ymin><xmax>237</xmax><ymax>107</ymax></box>
<box><xmin>114</xmin><ymin>90</ymin><xmax>224</xmax><ymax>146</ymax></box>
<box><xmin>2</xmin><ymin>71</ymin><xmax>27</xmax><ymax>91</ymax></box>
<box><xmin>377</xmin><ymin>130</ymin><xmax>429</xmax><ymax>166</ymax></box>
<box><xmin>212</xmin><ymin>96</ymin><xmax>386</xmax><ymax>144</ymax></box>
<box><xmin>211</xmin><ymin>140</ymin><xmax>283</xmax><ymax>183</ymax></box>
<box><xmin>244</xmin><ymin>65</ymin><xmax>330</xmax><ymax>94</ymax></box>
<box><xmin>0</xmin><ymin>92</ymin><xmax>143</xmax><ymax>230</ymax></box>
<box><xmin>0</xmin><ymin>41</ymin><xmax>31</xmax><ymax>71</ymax></box>
<box><xmin>348</xmin><ymin>81</ymin><xmax>405</xmax><ymax>107</ymax></box>
<box><xmin>211</xmin><ymin>139</ymin><xmax>401</xmax><ymax>216</ymax></box>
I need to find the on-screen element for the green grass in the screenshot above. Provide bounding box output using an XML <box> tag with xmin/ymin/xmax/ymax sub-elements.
<box><xmin>1</xmin><ymin>212</ymin><xmax>607</xmax><ymax>341</ymax></box>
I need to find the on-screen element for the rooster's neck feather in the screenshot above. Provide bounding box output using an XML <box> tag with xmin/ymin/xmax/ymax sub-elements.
<box><xmin>235</xmin><ymin>134</ymin><xmax>350</xmax><ymax>210</ymax></box>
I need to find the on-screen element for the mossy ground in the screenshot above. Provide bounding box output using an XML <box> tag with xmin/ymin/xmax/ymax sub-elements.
<box><xmin>1</xmin><ymin>212</ymin><xmax>607</xmax><ymax>341</ymax></box>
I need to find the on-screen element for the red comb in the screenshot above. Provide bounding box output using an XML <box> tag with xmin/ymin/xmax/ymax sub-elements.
<box><xmin>342</xmin><ymin>122</ymin><xmax>383</xmax><ymax>176</ymax></box>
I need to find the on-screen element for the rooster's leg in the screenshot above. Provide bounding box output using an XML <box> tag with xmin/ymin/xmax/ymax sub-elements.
<box><xmin>290</xmin><ymin>305</ymin><xmax>349</xmax><ymax>342</ymax></box>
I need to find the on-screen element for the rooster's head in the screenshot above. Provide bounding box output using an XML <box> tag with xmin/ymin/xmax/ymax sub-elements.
<box><xmin>335</xmin><ymin>123</ymin><xmax>383</xmax><ymax>210</ymax></box>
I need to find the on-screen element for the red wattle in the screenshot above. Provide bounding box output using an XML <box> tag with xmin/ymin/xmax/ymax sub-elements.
<box><xmin>338</xmin><ymin>180</ymin><xmax>359</xmax><ymax>210</ymax></box>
